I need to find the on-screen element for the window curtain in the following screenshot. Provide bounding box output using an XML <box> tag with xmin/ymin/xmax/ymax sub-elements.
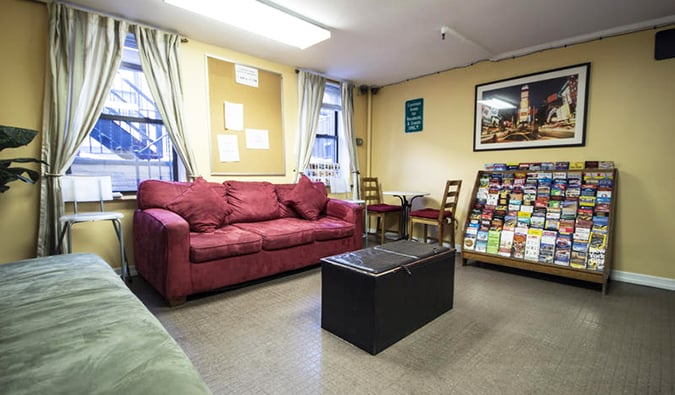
<box><xmin>341</xmin><ymin>81</ymin><xmax>361</xmax><ymax>199</ymax></box>
<box><xmin>37</xmin><ymin>3</ymin><xmax>127</xmax><ymax>256</ymax></box>
<box><xmin>133</xmin><ymin>25</ymin><xmax>199</xmax><ymax>179</ymax></box>
<box><xmin>294</xmin><ymin>70</ymin><xmax>326</xmax><ymax>182</ymax></box>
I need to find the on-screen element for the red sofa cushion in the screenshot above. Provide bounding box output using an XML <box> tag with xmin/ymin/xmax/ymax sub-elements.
<box><xmin>166</xmin><ymin>177</ymin><xmax>232</xmax><ymax>232</ymax></box>
<box><xmin>227</xmin><ymin>181</ymin><xmax>280</xmax><ymax>224</ymax></box>
<box><xmin>189</xmin><ymin>226</ymin><xmax>263</xmax><ymax>262</ymax></box>
<box><xmin>313</xmin><ymin>217</ymin><xmax>355</xmax><ymax>241</ymax></box>
<box><xmin>137</xmin><ymin>179</ymin><xmax>228</xmax><ymax>210</ymax></box>
<box><xmin>283</xmin><ymin>175</ymin><xmax>327</xmax><ymax>220</ymax></box>
<box><xmin>234</xmin><ymin>218</ymin><xmax>315</xmax><ymax>250</ymax></box>
<box><xmin>137</xmin><ymin>180</ymin><xmax>190</xmax><ymax>209</ymax></box>
<box><xmin>275</xmin><ymin>184</ymin><xmax>299</xmax><ymax>218</ymax></box>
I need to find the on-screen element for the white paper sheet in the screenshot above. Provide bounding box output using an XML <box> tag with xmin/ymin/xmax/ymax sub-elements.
<box><xmin>245</xmin><ymin>129</ymin><xmax>270</xmax><ymax>149</ymax></box>
<box><xmin>235</xmin><ymin>64</ymin><xmax>259</xmax><ymax>88</ymax></box>
<box><xmin>224</xmin><ymin>101</ymin><xmax>244</xmax><ymax>131</ymax></box>
<box><xmin>217</xmin><ymin>134</ymin><xmax>240</xmax><ymax>162</ymax></box>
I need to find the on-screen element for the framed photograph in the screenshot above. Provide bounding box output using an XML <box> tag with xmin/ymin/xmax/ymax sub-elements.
<box><xmin>473</xmin><ymin>63</ymin><xmax>590</xmax><ymax>151</ymax></box>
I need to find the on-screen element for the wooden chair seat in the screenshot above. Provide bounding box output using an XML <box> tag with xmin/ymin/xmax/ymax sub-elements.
<box><xmin>368</xmin><ymin>203</ymin><xmax>402</xmax><ymax>213</ymax></box>
<box><xmin>361</xmin><ymin>177</ymin><xmax>401</xmax><ymax>245</ymax></box>
<box><xmin>409</xmin><ymin>208</ymin><xmax>452</xmax><ymax>219</ymax></box>
<box><xmin>408</xmin><ymin>180</ymin><xmax>462</xmax><ymax>247</ymax></box>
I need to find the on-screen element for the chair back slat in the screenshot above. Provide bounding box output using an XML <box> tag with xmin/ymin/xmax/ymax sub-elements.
<box><xmin>361</xmin><ymin>177</ymin><xmax>383</xmax><ymax>205</ymax></box>
<box><xmin>438</xmin><ymin>180</ymin><xmax>462</xmax><ymax>222</ymax></box>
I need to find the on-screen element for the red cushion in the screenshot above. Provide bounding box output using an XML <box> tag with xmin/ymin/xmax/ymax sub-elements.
<box><xmin>283</xmin><ymin>175</ymin><xmax>328</xmax><ymax>220</ymax></box>
<box><xmin>226</xmin><ymin>181</ymin><xmax>280</xmax><ymax>223</ymax></box>
<box><xmin>367</xmin><ymin>203</ymin><xmax>401</xmax><ymax>213</ymax></box>
<box><xmin>313</xmin><ymin>217</ymin><xmax>355</xmax><ymax>241</ymax></box>
<box><xmin>137</xmin><ymin>179</ymin><xmax>228</xmax><ymax>210</ymax></box>
<box><xmin>137</xmin><ymin>179</ymin><xmax>191</xmax><ymax>209</ymax></box>
<box><xmin>189</xmin><ymin>226</ymin><xmax>262</xmax><ymax>262</ymax></box>
<box><xmin>166</xmin><ymin>177</ymin><xmax>232</xmax><ymax>232</ymax></box>
<box><xmin>234</xmin><ymin>218</ymin><xmax>315</xmax><ymax>250</ymax></box>
<box><xmin>275</xmin><ymin>184</ymin><xmax>299</xmax><ymax>218</ymax></box>
<box><xmin>410</xmin><ymin>208</ymin><xmax>453</xmax><ymax>220</ymax></box>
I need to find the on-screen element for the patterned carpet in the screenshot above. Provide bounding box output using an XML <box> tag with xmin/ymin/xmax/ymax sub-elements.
<box><xmin>129</xmin><ymin>255</ymin><xmax>674</xmax><ymax>395</ymax></box>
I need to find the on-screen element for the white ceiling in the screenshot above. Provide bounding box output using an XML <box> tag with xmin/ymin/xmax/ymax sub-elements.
<box><xmin>64</xmin><ymin>0</ymin><xmax>675</xmax><ymax>86</ymax></box>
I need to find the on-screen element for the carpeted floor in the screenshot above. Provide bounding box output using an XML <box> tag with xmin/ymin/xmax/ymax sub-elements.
<box><xmin>129</xmin><ymin>253</ymin><xmax>674</xmax><ymax>395</ymax></box>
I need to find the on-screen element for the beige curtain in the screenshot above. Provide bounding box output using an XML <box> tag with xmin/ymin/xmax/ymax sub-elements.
<box><xmin>37</xmin><ymin>3</ymin><xmax>127</xmax><ymax>256</ymax></box>
<box><xmin>340</xmin><ymin>82</ymin><xmax>361</xmax><ymax>199</ymax></box>
<box><xmin>133</xmin><ymin>25</ymin><xmax>199</xmax><ymax>179</ymax></box>
<box><xmin>294</xmin><ymin>70</ymin><xmax>326</xmax><ymax>182</ymax></box>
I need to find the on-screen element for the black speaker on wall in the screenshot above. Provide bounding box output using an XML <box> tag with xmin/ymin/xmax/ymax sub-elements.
<box><xmin>655</xmin><ymin>28</ymin><xmax>675</xmax><ymax>60</ymax></box>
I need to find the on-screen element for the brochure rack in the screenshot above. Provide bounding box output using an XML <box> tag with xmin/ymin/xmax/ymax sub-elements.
<box><xmin>461</xmin><ymin>168</ymin><xmax>617</xmax><ymax>293</ymax></box>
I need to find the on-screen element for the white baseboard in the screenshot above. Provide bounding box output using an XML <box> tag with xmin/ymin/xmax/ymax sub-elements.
<box><xmin>611</xmin><ymin>270</ymin><xmax>675</xmax><ymax>291</ymax></box>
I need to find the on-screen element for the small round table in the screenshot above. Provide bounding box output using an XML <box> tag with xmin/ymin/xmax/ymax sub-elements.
<box><xmin>383</xmin><ymin>191</ymin><xmax>429</xmax><ymax>239</ymax></box>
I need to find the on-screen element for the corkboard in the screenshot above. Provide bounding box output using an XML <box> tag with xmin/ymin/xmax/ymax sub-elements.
<box><xmin>207</xmin><ymin>56</ymin><xmax>285</xmax><ymax>175</ymax></box>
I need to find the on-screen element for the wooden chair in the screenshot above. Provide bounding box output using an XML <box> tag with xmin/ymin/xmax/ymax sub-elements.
<box><xmin>408</xmin><ymin>180</ymin><xmax>462</xmax><ymax>247</ymax></box>
<box><xmin>361</xmin><ymin>177</ymin><xmax>401</xmax><ymax>245</ymax></box>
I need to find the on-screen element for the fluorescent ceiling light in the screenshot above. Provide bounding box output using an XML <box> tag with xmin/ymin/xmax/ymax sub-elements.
<box><xmin>164</xmin><ymin>0</ymin><xmax>331</xmax><ymax>49</ymax></box>
<box><xmin>477</xmin><ymin>98</ymin><xmax>516</xmax><ymax>109</ymax></box>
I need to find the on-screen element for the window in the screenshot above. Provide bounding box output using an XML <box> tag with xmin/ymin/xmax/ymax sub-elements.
<box><xmin>306</xmin><ymin>83</ymin><xmax>346</xmax><ymax>184</ymax></box>
<box><xmin>69</xmin><ymin>34</ymin><xmax>179</xmax><ymax>193</ymax></box>
<box><xmin>313</xmin><ymin>83</ymin><xmax>340</xmax><ymax>163</ymax></box>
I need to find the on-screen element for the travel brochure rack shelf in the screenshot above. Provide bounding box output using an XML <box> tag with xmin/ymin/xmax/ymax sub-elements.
<box><xmin>461</xmin><ymin>167</ymin><xmax>617</xmax><ymax>293</ymax></box>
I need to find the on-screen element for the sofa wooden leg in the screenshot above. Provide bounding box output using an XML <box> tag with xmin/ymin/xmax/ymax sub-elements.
<box><xmin>168</xmin><ymin>297</ymin><xmax>186</xmax><ymax>307</ymax></box>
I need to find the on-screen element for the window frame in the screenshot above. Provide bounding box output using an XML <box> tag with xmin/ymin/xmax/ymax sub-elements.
<box><xmin>313</xmin><ymin>82</ymin><xmax>342</xmax><ymax>164</ymax></box>
<box><xmin>315</xmin><ymin>103</ymin><xmax>340</xmax><ymax>163</ymax></box>
<box><xmin>69</xmin><ymin>34</ymin><xmax>180</xmax><ymax>194</ymax></box>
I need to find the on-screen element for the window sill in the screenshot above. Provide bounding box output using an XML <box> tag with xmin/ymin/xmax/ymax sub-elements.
<box><xmin>114</xmin><ymin>194</ymin><xmax>137</xmax><ymax>201</ymax></box>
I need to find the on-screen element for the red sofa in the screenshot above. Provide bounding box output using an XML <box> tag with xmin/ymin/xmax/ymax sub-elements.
<box><xmin>134</xmin><ymin>176</ymin><xmax>363</xmax><ymax>305</ymax></box>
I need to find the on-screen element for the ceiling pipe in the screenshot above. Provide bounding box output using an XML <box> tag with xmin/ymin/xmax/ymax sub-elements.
<box><xmin>490</xmin><ymin>15</ymin><xmax>675</xmax><ymax>61</ymax></box>
<box><xmin>440</xmin><ymin>25</ymin><xmax>493</xmax><ymax>56</ymax></box>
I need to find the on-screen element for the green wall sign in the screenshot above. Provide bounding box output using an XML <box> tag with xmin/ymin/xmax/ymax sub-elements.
<box><xmin>405</xmin><ymin>98</ymin><xmax>424</xmax><ymax>133</ymax></box>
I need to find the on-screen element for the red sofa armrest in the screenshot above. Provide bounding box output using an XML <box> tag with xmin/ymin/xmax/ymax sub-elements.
<box><xmin>133</xmin><ymin>208</ymin><xmax>192</xmax><ymax>303</ymax></box>
<box><xmin>326</xmin><ymin>199</ymin><xmax>364</xmax><ymax>249</ymax></box>
<box><xmin>326</xmin><ymin>199</ymin><xmax>362</xmax><ymax>223</ymax></box>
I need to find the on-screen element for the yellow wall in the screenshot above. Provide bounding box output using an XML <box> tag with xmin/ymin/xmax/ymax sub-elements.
<box><xmin>370</xmin><ymin>27</ymin><xmax>675</xmax><ymax>279</ymax></box>
<box><xmin>2</xmin><ymin>0</ymin><xmax>671</xmax><ymax>280</ymax></box>
<box><xmin>0</xmin><ymin>0</ymin><xmax>47</xmax><ymax>264</ymax></box>
<box><xmin>0</xmin><ymin>0</ymin><xmax>368</xmax><ymax>267</ymax></box>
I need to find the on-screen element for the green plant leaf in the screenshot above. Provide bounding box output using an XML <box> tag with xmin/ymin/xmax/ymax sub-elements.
<box><xmin>0</xmin><ymin>125</ymin><xmax>39</xmax><ymax>151</ymax></box>
<box><xmin>0</xmin><ymin>157</ymin><xmax>47</xmax><ymax>165</ymax></box>
<box><xmin>0</xmin><ymin>167</ymin><xmax>40</xmax><ymax>182</ymax></box>
<box><xmin>0</xmin><ymin>166</ymin><xmax>41</xmax><ymax>191</ymax></box>
<box><xmin>0</xmin><ymin>124</ymin><xmax>44</xmax><ymax>193</ymax></box>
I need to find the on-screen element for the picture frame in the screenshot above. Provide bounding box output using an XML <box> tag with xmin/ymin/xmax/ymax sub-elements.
<box><xmin>473</xmin><ymin>63</ymin><xmax>590</xmax><ymax>151</ymax></box>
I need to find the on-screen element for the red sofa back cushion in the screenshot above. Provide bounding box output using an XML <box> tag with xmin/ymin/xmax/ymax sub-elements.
<box><xmin>283</xmin><ymin>175</ymin><xmax>328</xmax><ymax>220</ymax></box>
<box><xmin>226</xmin><ymin>181</ymin><xmax>280</xmax><ymax>223</ymax></box>
<box><xmin>275</xmin><ymin>184</ymin><xmax>299</xmax><ymax>218</ymax></box>
<box><xmin>137</xmin><ymin>179</ymin><xmax>228</xmax><ymax>210</ymax></box>
<box><xmin>166</xmin><ymin>177</ymin><xmax>232</xmax><ymax>232</ymax></box>
<box><xmin>137</xmin><ymin>180</ymin><xmax>190</xmax><ymax>209</ymax></box>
